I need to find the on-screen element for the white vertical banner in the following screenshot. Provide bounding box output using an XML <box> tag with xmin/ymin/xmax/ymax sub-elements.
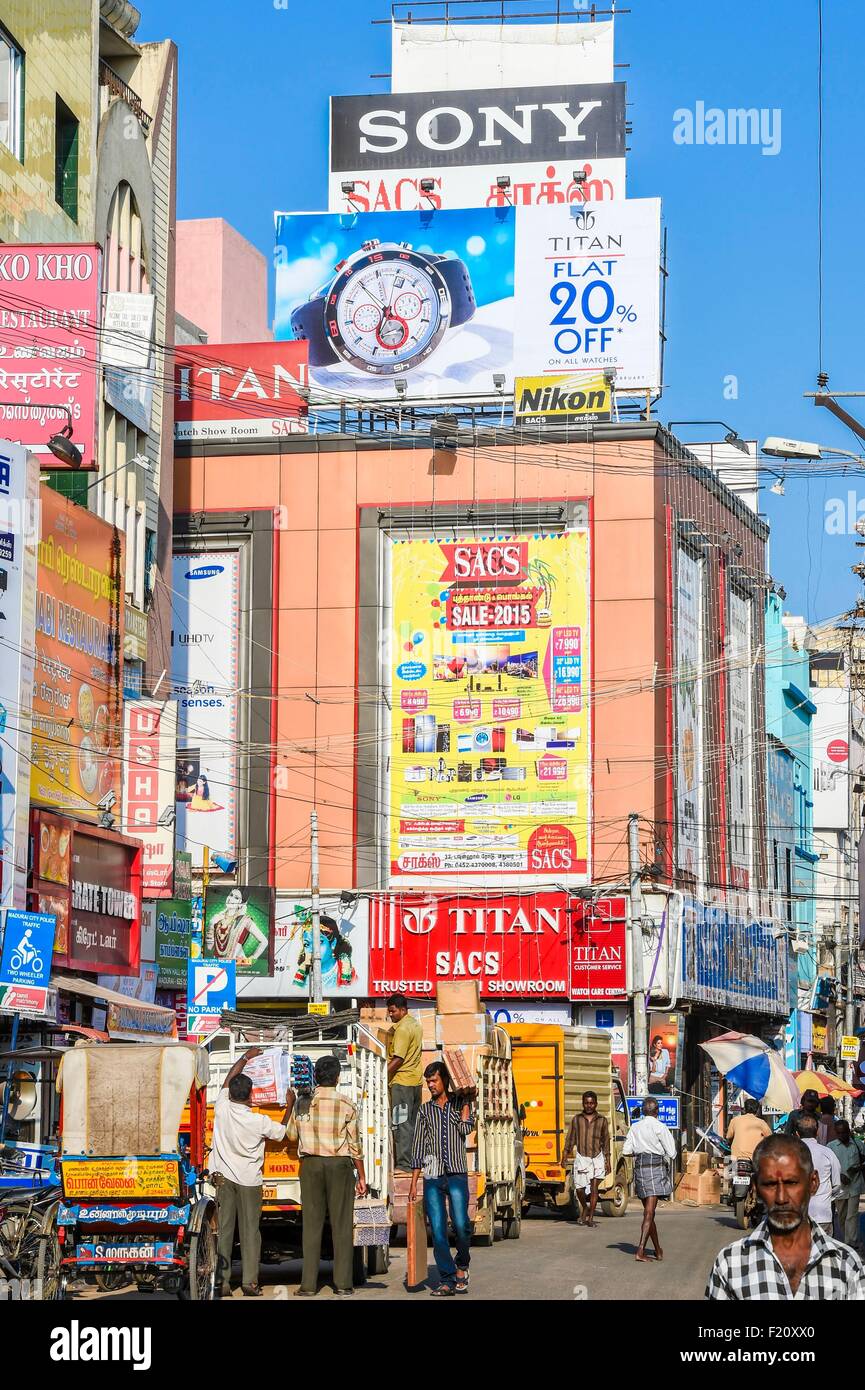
<box><xmin>122</xmin><ymin>700</ymin><xmax>178</xmax><ymax>897</ymax></box>
<box><xmin>0</xmin><ymin>441</ymin><xmax>39</xmax><ymax>911</ymax></box>
<box><xmin>675</xmin><ymin>546</ymin><xmax>704</xmax><ymax>883</ymax></box>
<box><xmin>171</xmin><ymin>553</ymin><xmax>240</xmax><ymax>868</ymax></box>
<box><xmin>728</xmin><ymin>590</ymin><xmax>753</xmax><ymax>889</ymax></box>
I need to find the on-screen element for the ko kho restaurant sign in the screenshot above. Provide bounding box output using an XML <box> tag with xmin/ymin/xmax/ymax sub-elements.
<box><xmin>368</xmin><ymin>892</ymin><xmax>625</xmax><ymax>999</ymax></box>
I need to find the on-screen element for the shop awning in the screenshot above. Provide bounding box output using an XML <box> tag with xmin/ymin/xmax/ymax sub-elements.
<box><xmin>50</xmin><ymin>984</ymin><xmax>176</xmax><ymax>1039</ymax></box>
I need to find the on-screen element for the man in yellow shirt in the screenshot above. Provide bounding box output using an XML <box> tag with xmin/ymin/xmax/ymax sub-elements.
<box><xmin>726</xmin><ymin>1098</ymin><xmax>772</xmax><ymax>1160</ymax></box>
<box><xmin>386</xmin><ymin>992</ymin><xmax>423</xmax><ymax>1171</ymax></box>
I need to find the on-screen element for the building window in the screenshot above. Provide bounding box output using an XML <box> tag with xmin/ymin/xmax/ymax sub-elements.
<box><xmin>43</xmin><ymin>469</ymin><xmax>90</xmax><ymax>508</ymax></box>
<box><xmin>55</xmin><ymin>96</ymin><xmax>79</xmax><ymax>221</ymax></box>
<box><xmin>0</xmin><ymin>25</ymin><xmax>23</xmax><ymax>160</ymax></box>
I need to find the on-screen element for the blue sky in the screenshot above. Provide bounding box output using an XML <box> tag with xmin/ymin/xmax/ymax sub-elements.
<box><xmin>139</xmin><ymin>0</ymin><xmax>865</xmax><ymax>622</ymax></box>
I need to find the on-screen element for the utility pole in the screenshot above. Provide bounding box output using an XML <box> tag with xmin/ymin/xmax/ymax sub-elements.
<box><xmin>629</xmin><ymin>812</ymin><xmax>649</xmax><ymax>1095</ymax></box>
<box><xmin>310</xmin><ymin>810</ymin><xmax>323</xmax><ymax>1006</ymax></box>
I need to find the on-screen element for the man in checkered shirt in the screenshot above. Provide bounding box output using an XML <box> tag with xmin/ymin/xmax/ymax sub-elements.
<box><xmin>706</xmin><ymin>1133</ymin><xmax>865</xmax><ymax>1300</ymax></box>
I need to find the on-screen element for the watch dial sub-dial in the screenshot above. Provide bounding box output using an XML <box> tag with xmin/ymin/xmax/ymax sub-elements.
<box><xmin>351</xmin><ymin>302</ymin><xmax>381</xmax><ymax>333</ymax></box>
<box><xmin>334</xmin><ymin>260</ymin><xmax>443</xmax><ymax>370</ymax></box>
<box><xmin>393</xmin><ymin>291</ymin><xmax>422</xmax><ymax>320</ymax></box>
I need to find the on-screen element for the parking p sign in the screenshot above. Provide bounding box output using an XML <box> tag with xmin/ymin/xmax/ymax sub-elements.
<box><xmin>186</xmin><ymin>958</ymin><xmax>235</xmax><ymax>1037</ymax></box>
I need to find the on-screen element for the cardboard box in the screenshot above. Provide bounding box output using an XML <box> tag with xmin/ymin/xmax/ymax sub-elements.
<box><xmin>697</xmin><ymin>1169</ymin><xmax>721</xmax><ymax>1205</ymax></box>
<box><xmin>436</xmin><ymin>980</ymin><xmax>481</xmax><ymax>1015</ymax></box>
<box><xmin>436</xmin><ymin>1013</ymin><xmax>488</xmax><ymax>1048</ymax></box>
<box><xmin>685</xmin><ymin>1151</ymin><xmax>708</xmax><ymax>1176</ymax></box>
<box><xmin>418</xmin><ymin>1010</ymin><xmax>437</xmax><ymax>1045</ymax></box>
<box><xmin>442</xmin><ymin>1047</ymin><xmax>475</xmax><ymax>1092</ymax></box>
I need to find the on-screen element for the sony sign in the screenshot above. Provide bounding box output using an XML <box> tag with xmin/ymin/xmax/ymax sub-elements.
<box><xmin>330</xmin><ymin>82</ymin><xmax>626</xmax><ymax>171</ymax></box>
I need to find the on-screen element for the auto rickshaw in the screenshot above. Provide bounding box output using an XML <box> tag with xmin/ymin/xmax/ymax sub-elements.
<box><xmin>53</xmin><ymin>1041</ymin><xmax>217</xmax><ymax>1299</ymax></box>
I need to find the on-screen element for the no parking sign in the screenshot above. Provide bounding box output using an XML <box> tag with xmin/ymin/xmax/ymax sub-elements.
<box><xmin>186</xmin><ymin>958</ymin><xmax>235</xmax><ymax>1037</ymax></box>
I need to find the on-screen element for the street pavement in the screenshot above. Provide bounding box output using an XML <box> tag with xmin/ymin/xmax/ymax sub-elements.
<box><xmin>79</xmin><ymin>1201</ymin><xmax>748</xmax><ymax>1303</ymax></box>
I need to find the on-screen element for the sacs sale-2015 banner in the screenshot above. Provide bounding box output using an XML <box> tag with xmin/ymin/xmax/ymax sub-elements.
<box><xmin>388</xmin><ymin>529</ymin><xmax>590</xmax><ymax>882</ymax></box>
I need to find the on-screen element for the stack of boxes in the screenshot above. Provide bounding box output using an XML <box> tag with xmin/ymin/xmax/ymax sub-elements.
<box><xmin>675</xmin><ymin>1150</ymin><xmax>721</xmax><ymax>1205</ymax></box>
<box><xmin>360</xmin><ymin>983</ymin><xmax>491</xmax><ymax>1221</ymax></box>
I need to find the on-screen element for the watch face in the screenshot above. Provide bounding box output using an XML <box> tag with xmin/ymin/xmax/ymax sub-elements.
<box><xmin>325</xmin><ymin>246</ymin><xmax>452</xmax><ymax>375</ymax></box>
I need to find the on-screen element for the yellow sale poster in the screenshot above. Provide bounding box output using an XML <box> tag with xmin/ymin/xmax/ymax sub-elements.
<box><xmin>389</xmin><ymin>529</ymin><xmax>590</xmax><ymax>880</ymax></box>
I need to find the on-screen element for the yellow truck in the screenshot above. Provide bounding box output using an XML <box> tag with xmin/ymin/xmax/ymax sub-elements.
<box><xmin>504</xmin><ymin>1023</ymin><xmax>632</xmax><ymax>1219</ymax></box>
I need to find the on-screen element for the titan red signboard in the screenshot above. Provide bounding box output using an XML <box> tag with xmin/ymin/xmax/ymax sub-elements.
<box><xmin>368</xmin><ymin>892</ymin><xmax>626</xmax><ymax>1000</ymax></box>
<box><xmin>569</xmin><ymin>896</ymin><xmax>628</xmax><ymax>1000</ymax></box>
<box><xmin>174</xmin><ymin>341</ymin><xmax>309</xmax><ymax>441</ymax></box>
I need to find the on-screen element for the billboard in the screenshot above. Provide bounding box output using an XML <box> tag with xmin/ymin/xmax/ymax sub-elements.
<box><xmin>0</xmin><ymin>440</ymin><xmax>39</xmax><ymax>910</ymax></box>
<box><xmin>122</xmin><ymin>701</ymin><xmax>177</xmax><ymax>898</ymax></box>
<box><xmin>55</xmin><ymin>823</ymin><xmax>143</xmax><ymax>976</ymax></box>
<box><xmin>0</xmin><ymin>245</ymin><xmax>100</xmax><ymax>466</ymax></box>
<box><xmin>174</xmin><ymin>342</ymin><xmax>309</xmax><ymax>442</ymax></box>
<box><xmin>328</xmin><ymin>83</ymin><xmax>626</xmax><ymax>212</ymax></box>
<box><xmin>203</xmin><ymin>884</ymin><xmax>275</xmax><ymax>978</ymax></box>
<box><xmin>154</xmin><ymin>899</ymin><xmax>195</xmax><ymax>988</ymax></box>
<box><xmin>811</xmin><ymin>687</ymin><xmax>849</xmax><ymax>829</ymax></box>
<box><xmin>368</xmin><ymin>891</ymin><xmax>574</xmax><ymax>999</ymax></box>
<box><xmin>514</xmin><ymin>372</ymin><xmax>611</xmax><ymax>426</ymax></box>
<box><xmin>171</xmin><ymin>551</ymin><xmax>240</xmax><ymax>866</ymax></box>
<box><xmin>31</xmin><ymin>488</ymin><xmax>125</xmax><ymax>820</ymax></box>
<box><xmin>680</xmin><ymin>898</ymin><xmax>789</xmax><ymax>1015</ymax></box>
<box><xmin>675</xmin><ymin>546</ymin><xmax>704</xmax><ymax>881</ymax></box>
<box><xmin>388</xmin><ymin>529</ymin><xmax>590</xmax><ymax>882</ymax></box>
<box><xmin>391</xmin><ymin>20</ymin><xmax>615</xmax><ymax>92</ymax></box>
<box><xmin>236</xmin><ymin>894</ymin><xmax>369</xmax><ymax>1000</ymax></box>
<box><xmin>727</xmin><ymin>590</ymin><xmax>753</xmax><ymax>888</ymax></box>
<box><xmin>511</xmin><ymin>200</ymin><xmax>662</xmax><ymax>391</ymax></box>
<box><xmin>275</xmin><ymin>200</ymin><xmax>661</xmax><ymax>401</ymax></box>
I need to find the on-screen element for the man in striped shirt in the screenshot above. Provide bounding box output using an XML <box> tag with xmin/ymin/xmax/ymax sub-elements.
<box><xmin>287</xmin><ymin>1055</ymin><xmax>367</xmax><ymax>1297</ymax></box>
<box><xmin>409</xmin><ymin>1060</ymin><xmax>476</xmax><ymax>1296</ymax></box>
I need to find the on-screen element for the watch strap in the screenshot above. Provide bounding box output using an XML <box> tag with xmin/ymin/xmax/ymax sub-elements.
<box><xmin>290</xmin><ymin>296</ymin><xmax>340</xmax><ymax>367</ymax></box>
<box><xmin>433</xmin><ymin>256</ymin><xmax>476</xmax><ymax>327</ymax></box>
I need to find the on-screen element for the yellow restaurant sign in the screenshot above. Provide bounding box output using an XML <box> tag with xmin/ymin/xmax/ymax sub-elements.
<box><xmin>61</xmin><ymin>1157</ymin><xmax>181</xmax><ymax>1200</ymax></box>
<box><xmin>514</xmin><ymin>372</ymin><xmax>611</xmax><ymax>424</ymax></box>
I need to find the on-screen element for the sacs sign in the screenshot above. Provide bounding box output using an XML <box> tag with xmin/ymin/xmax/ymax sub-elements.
<box><xmin>331</xmin><ymin>82</ymin><xmax>626</xmax><ymax>170</ymax></box>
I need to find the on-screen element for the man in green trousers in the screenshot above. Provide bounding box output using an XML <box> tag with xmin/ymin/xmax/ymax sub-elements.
<box><xmin>287</xmin><ymin>1054</ymin><xmax>367</xmax><ymax>1296</ymax></box>
<box><xmin>210</xmin><ymin>1046</ymin><xmax>293</xmax><ymax>1297</ymax></box>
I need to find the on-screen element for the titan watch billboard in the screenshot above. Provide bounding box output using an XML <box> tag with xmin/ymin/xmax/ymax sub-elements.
<box><xmin>368</xmin><ymin>892</ymin><xmax>624</xmax><ymax>999</ymax></box>
<box><xmin>274</xmin><ymin>199</ymin><xmax>662</xmax><ymax>401</ymax></box>
<box><xmin>387</xmin><ymin>529</ymin><xmax>590</xmax><ymax>883</ymax></box>
<box><xmin>328</xmin><ymin>82</ymin><xmax>626</xmax><ymax>212</ymax></box>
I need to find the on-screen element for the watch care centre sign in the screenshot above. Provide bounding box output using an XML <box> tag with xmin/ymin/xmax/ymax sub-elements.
<box><xmin>368</xmin><ymin>892</ymin><xmax>626</xmax><ymax>1000</ymax></box>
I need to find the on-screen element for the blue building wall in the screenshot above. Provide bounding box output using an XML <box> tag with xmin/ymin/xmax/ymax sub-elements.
<box><xmin>765</xmin><ymin>595</ymin><xmax>817</xmax><ymax>1063</ymax></box>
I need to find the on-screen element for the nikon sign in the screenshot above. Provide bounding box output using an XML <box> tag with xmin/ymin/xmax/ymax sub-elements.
<box><xmin>515</xmin><ymin>373</ymin><xmax>612</xmax><ymax>426</ymax></box>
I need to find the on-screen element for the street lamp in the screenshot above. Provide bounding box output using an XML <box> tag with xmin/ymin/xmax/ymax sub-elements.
<box><xmin>761</xmin><ymin>436</ymin><xmax>864</xmax><ymax>465</ymax></box>
<box><xmin>667</xmin><ymin>420</ymin><xmax>752</xmax><ymax>455</ymax></box>
<box><xmin>0</xmin><ymin>402</ymin><xmax>84</xmax><ymax>469</ymax></box>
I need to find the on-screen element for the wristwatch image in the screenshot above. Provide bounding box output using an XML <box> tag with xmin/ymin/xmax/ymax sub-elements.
<box><xmin>290</xmin><ymin>239</ymin><xmax>476</xmax><ymax>375</ymax></box>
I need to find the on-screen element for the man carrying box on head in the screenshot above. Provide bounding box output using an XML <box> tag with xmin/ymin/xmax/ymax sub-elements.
<box><xmin>386</xmin><ymin>992</ymin><xmax>423</xmax><ymax>1172</ymax></box>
